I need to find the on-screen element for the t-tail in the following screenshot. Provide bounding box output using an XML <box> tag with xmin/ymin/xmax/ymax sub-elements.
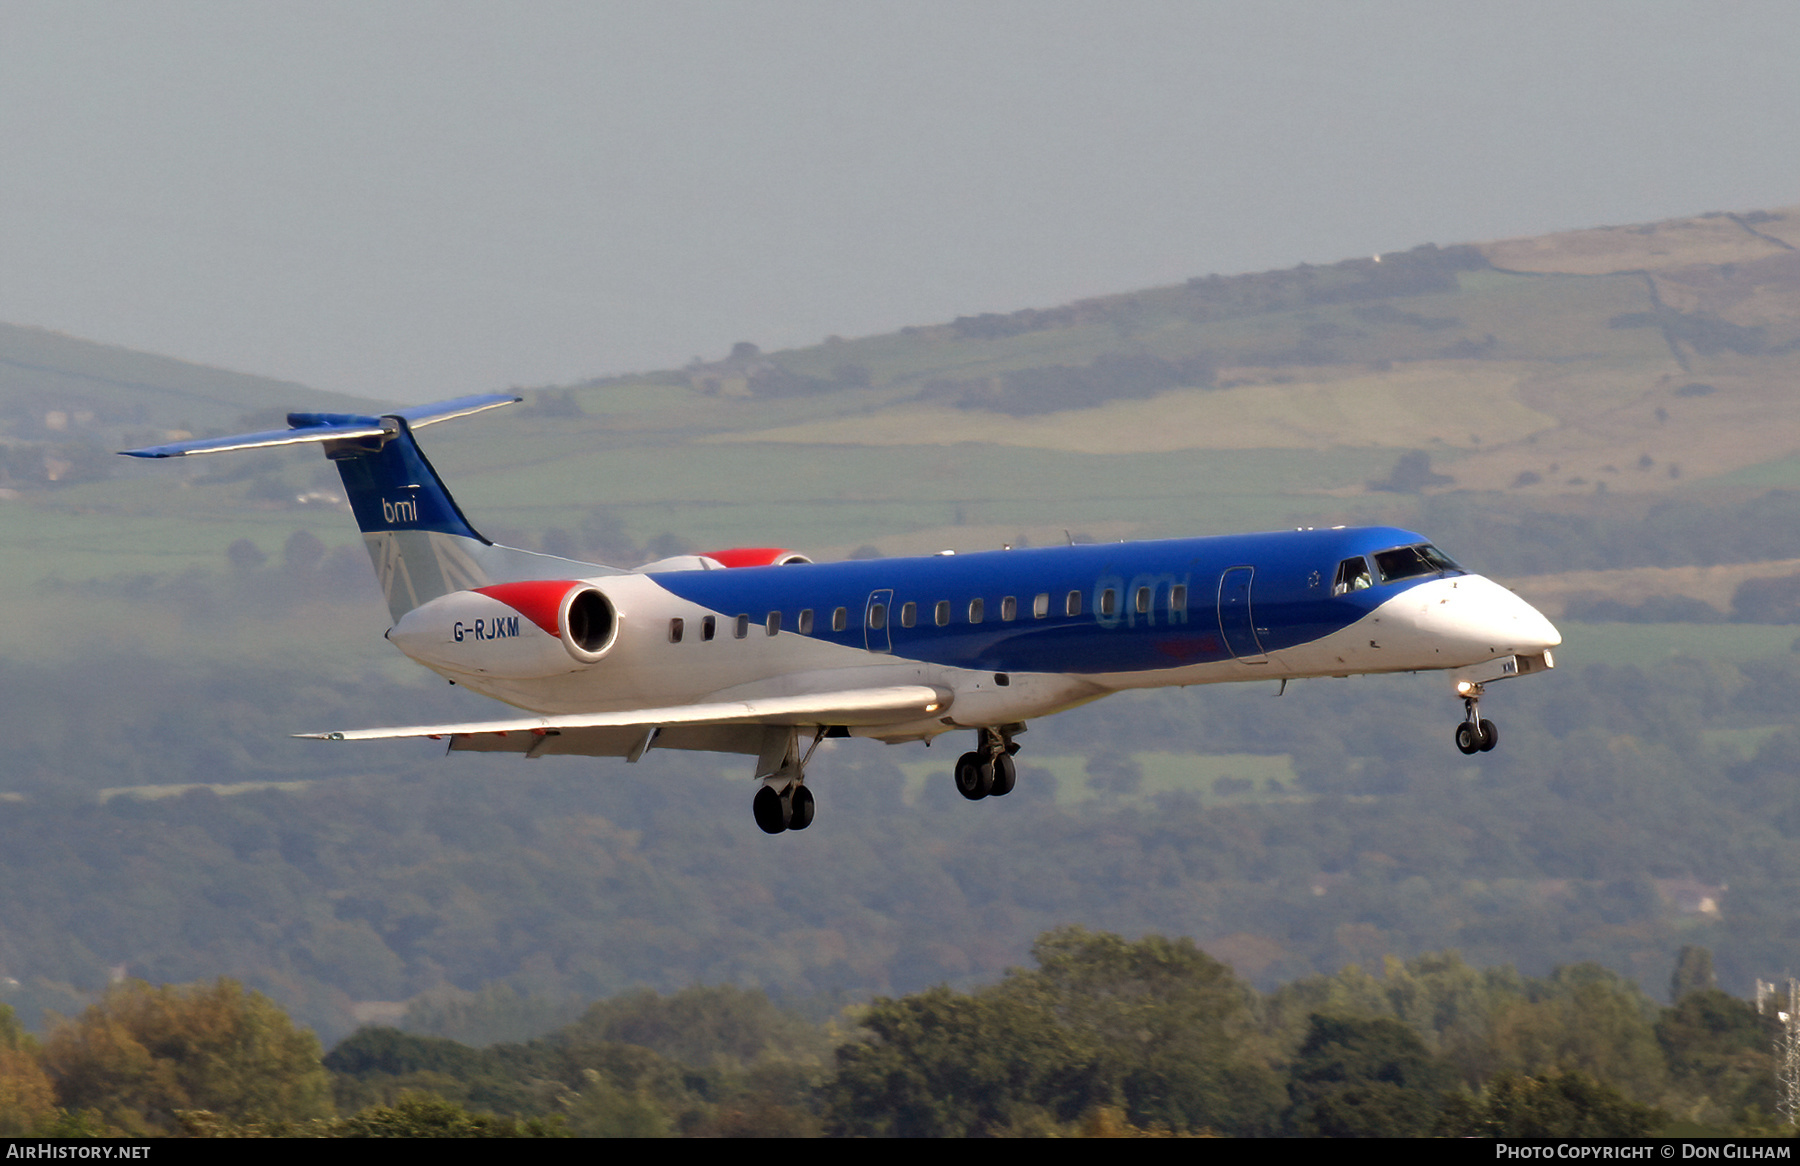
<box><xmin>122</xmin><ymin>394</ymin><xmax>616</xmax><ymax>621</ymax></box>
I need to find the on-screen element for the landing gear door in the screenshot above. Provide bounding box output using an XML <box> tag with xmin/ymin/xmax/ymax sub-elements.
<box><xmin>865</xmin><ymin>589</ymin><xmax>893</xmax><ymax>654</ymax></box>
<box><xmin>1217</xmin><ymin>566</ymin><xmax>1267</xmax><ymax>663</ymax></box>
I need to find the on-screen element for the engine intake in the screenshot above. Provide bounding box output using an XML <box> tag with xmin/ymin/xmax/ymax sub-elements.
<box><xmin>562</xmin><ymin>587</ymin><xmax>617</xmax><ymax>661</ymax></box>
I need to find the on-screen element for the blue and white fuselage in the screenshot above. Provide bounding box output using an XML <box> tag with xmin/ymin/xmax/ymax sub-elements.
<box><xmin>410</xmin><ymin>531</ymin><xmax>1557</xmax><ymax>737</ymax></box>
<box><xmin>124</xmin><ymin>394</ymin><xmax>1560</xmax><ymax>833</ymax></box>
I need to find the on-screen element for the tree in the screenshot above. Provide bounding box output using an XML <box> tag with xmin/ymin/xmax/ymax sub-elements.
<box><xmin>42</xmin><ymin>979</ymin><xmax>332</xmax><ymax>1135</ymax></box>
<box><xmin>564</xmin><ymin>985</ymin><xmax>831</xmax><ymax>1071</ymax></box>
<box><xmin>1656</xmin><ymin>989</ymin><xmax>1777</xmax><ymax>1123</ymax></box>
<box><xmin>825</xmin><ymin>986</ymin><xmax>1083</xmax><ymax>1137</ymax></box>
<box><xmin>1006</xmin><ymin>927</ymin><xmax>1284</xmax><ymax>1135</ymax></box>
<box><xmin>1285</xmin><ymin>1014</ymin><xmax>1456</xmax><ymax>1137</ymax></box>
<box><xmin>334</xmin><ymin>1092</ymin><xmax>562</xmax><ymax>1138</ymax></box>
<box><xmin>1438</xmin><ymin>1070</ymin><xmax>1663</xmax><ymax>1137</ymax></box>
<box><xmin>0</xmin><ymin>1005</ymin><xmax>55</xmax><ymax>1135</ymax></box>
<box><xmin>1670</xmin><ymin>946</ymin><xmax>1717</xmax><ymax>1002</ymax></box>
<box><xmin>1367</xmin><ymin>450</ymin><xmax>1454</xmax><ymax>494</ymax></box>
<box><xmin>1483</xmin><ymin>964</ymin><xmax>1669</xmax><ymax>1102</ymax></box>
<box><xmin>826</xmin><ymin>929</ymin><xmax>1285</xmax><ymax>1137</ymax></box>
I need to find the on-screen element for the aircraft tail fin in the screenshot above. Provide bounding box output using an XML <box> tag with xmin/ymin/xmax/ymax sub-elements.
<box><xmin>123</xmin><ymin>394</ymin><xmax>617</xmax><ymax>621</ymax></box>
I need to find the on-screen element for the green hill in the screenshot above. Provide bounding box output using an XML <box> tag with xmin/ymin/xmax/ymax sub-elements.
<box><xmin>11</xmin><ymin>204</ymin><xmax>1800</xmax><ymax>587</ymax></box>
<box><xmin>6</xmin><ymin>206</ymin><xmax>1800</xmax><ymax>1041</ymax></box>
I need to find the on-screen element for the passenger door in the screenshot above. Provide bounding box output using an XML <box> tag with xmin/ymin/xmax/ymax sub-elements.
<box><xmin>1217</xmin><ymin>567</ymin><xmax>1267</xmax><ymax>662</ymax></box>
<box><xmin>864</xmin><ymin>589</ymin><xmax>893</xmax><ymax>653</ymax></box>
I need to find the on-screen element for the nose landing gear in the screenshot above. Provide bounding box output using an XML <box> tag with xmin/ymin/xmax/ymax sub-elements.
<box><xmin>954</xmin><ymin>726</ymin><xmax>1020</xmax><ymax>801</ymax></box>
<box><xmin>1454</xmin><ymin>687</ymin><xmax>1498</xmax><ymax>755</ymax></box>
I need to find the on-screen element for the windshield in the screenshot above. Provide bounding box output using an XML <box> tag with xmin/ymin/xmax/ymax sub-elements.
<box><xmin>1372</xmin><ymin>543</ymin><xmax>1461</xmax><ymax>584</ymax></box>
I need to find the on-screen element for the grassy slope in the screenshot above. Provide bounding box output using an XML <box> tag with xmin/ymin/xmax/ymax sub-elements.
<box><xmin>8</xmin><ymin>204</ymin><xmax>1800</xmax><ymax>629</ymax></box>
<box><xmin>8</xmin><ymin>208</ymin><xmax>1800</xmax><ymax>1031</ymax></box>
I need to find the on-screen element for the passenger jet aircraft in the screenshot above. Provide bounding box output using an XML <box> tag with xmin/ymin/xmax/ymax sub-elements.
<box><xmin>125</xmin><ymin>394</ymin><xmax>1561</xmax><ymax>834</ymax></box>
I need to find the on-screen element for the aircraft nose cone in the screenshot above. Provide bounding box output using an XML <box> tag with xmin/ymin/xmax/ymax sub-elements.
<box><xmin>1451</xmin><ymin>575</ymin><xmax>1561</xmax><ymax>654</ymax></box>
<box><xmin>1522</xmin><ymin>602</ymin><xmax>1562</xmax><ymax>651</ymax></box>
<box><xmin>1389</xmin><ymin>574</ymin><xmax>1561</xmax><ymax>662</ymax></box>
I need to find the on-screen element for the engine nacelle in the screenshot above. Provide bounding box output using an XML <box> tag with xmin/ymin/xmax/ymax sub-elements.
<box><xmin>699</xmin><ymin>547</ymin><xmax>812</xmax><ymax>567</ymax></box>
<box><xmin>388</xmin><ymin>580</ymin><xmax>618</xmax><ymax>679</ymax></box>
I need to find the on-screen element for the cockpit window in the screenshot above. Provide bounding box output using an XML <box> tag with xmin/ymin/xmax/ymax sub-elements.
<box><xmin>1372</xmin><ymin>543</ymin><xmax>1461</xmax><ymax>583</ymax></box>
<box><xmin>1333</xmin><ymin>556</ymin><xmax>1374</xmax><ymax>595</ymax></box>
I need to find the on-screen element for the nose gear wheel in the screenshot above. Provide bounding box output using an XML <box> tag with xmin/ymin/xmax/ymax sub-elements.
<box><xmin>1453</xmin><ymin>691</ymin><xmax>1498</xmax><ymax>754</ymax></box>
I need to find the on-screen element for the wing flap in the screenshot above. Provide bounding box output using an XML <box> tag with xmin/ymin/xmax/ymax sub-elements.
<box><xmin>297</xmin><ymin>685</ymin><xmax>952</xmax><ymax>742</ymax></box>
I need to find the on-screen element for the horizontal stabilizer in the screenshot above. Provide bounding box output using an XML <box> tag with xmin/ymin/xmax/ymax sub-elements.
<box><xmin>121</xmin><ymin>394</ymin><xmax>519</xmax><ymax>458</ymax></box>
<box><xmin>297</xmin><ymin>685</ymin><xmax>953</xmax><ymax>742</ymax></box>
<box><xmin>120</xmin><ymin>419</ymin><xmax>386</xmax><ymax>459</ymax></box>
<box><xmin>389</xmin><ymin>395</ymin><xmax>522</xmax><ymax>429</ymax></box>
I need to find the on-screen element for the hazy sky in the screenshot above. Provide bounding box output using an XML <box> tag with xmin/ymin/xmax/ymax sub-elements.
<box><xmin>3</xmin><ymin>1</ymin><xmax>1798</xmax><ymax>402</ymax></box>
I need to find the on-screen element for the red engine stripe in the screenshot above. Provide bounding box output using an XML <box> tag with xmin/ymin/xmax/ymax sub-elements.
<box><xmin>700</xmin><ymin>547</ymin><xmax>795</xmax><ymax>568</ymax></box>
<box><xmin>472</xmin><ymin>580</ymin><xmax>579</xmax><ymax>638</ymax></box>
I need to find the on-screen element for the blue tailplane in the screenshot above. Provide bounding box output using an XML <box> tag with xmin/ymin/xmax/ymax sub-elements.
<box><xmin>123</xmin><ymin>394</ymin><xmax>615</xmax><ymax>621</ymax></box>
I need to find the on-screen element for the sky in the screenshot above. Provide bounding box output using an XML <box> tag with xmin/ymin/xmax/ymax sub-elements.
<box><xmin>3</xmin><ymin>1</ymin><xmax>1798</xmax><ymax>402</ymax></box>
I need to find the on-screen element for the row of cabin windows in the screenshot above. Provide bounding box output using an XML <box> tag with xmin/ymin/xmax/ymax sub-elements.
<box><xmin>665</xmin><ymin>583</ymin><xmax>1191</xmax><ymax>644</ymax></box>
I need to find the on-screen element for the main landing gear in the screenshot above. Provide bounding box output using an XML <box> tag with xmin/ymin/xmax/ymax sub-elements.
<box><xmin>753</xmin><ymin>726</ymin><xmax>824</xmax><ymax>835</ymax></box>
<box><xmin>954</xmin><ymin>726</ymin><xmax>1020</xmax><ymax>801</ymax></box>
<box><xmin>753</xmin><ymin>783</ymin><xmax>815</xmax><ymax>834</ymax></box>
<box><xmin>1454</xmin><ymin>685</ymin><xmax>1498</xmax><ymax>755</ymax></box>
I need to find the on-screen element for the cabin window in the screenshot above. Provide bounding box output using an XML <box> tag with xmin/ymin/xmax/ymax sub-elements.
<box><xmin>1100</xmin><ymin>589</ymin><xmax>1116</xmax><ymax>617</ymax></box>
<box><xmin>935</xmin><ymin>600</ymin><xmax>951</xmax><ymax>627</ymax></box>
<box><xmin>766</xmin><ymin>611</ymin><xmax>782</xmax><ymax>635</ymax></box>
<box><xmin>1135</xmin><ymin>586</ymin><xmax>1151</xmax><ymax>614</ymax></box>
<box><xmin>797</xmin><ymin>609</ymin><xmax>814</xmax><ymax>634</ymax></box>
<box><xmin>1033</xmin><ymin>593</ymin><xmax>1050</xmax><ymax>618</ymax></box>
<box><xmin>734</xmin><ymin>614</ymin><xmax>750</xmax><ymax>639</ymax></box>
<box><xmin>1170</xmin><ymin>584</ymin><xmax>1187</xmax><ymax>613</ymax></box>
<box><xmin>868</xmin><ymin>602</ymin><xmax>887</xmax><ymax>630</ymax></box>
<box><xmin>701</xmin><ymin>615</ymin><xmax>716</xmax><ymax>641</ymax></box>
<box><xmin>1001</xmin><ymin>596</ymin><xmax>1017</xmax><ymax>621</ymax></box>
<box><xmin>968</xmin><ymin>598</ymin><xmax>984</xmax><ymax>624</ymax></box>
<box><xmin>832</xmin><ymin>607</ymin><xmax>848</xmax><ymax>632</ymax></box>
<box><xmin>1333</xmin><ymin>556</ymin><xmax>1374</xmax><ymax>595</ymax></box>
<box><xmin>668</xmin><ymin>618</ymin><xmax>684</xmax><ymax>644</ymax></box>
<box><xmin>900</xmin><ymin>601</ymin><xmax>917</xmax><ymax>628</ymax></box>
<box><xmin>1066</xmin><ymin>590</ymin><xmax>1082</xmax><ymax>617</ymax></box>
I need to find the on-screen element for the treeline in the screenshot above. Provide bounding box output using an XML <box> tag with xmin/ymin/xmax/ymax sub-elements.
<box><xmin>916</xmin><ymin>352</ymin><xmax>1219</xmax><ymax>416</ymax></box>
<box><xmin>0</xmin><ymin>933</ymin><xmax>1776</xmax><ymax>1137</ymax></box>
<box><xmin>937</xmin><ymin>242</ymin><xmax>1488</xmax><ymax>342</ymax></box>
<box><xmin>1420</xmin><ymin>489</ymin><xmax>1800</xmax><ymax>577</ymax></box>
<box><xmin>12</xmin><ymin>637</ymin><xmax>1800</xmax><ymax>1044</ymax></box>
<box><xmin>1566</xmin><ymin>573</ymin><xmax>1800</xmax><ymax>625</ymax></box>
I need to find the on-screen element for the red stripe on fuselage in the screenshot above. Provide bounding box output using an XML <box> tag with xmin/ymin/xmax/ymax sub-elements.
<box><xmin>472</xmin><ymin>580</ymin><xmax>579</xmax><ymax>638</ymax></box>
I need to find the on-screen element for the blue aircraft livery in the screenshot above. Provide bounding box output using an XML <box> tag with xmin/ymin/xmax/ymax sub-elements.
<box><xmin>124</xmin><ymin>394</ymin><xmax>1561</xmax><ymax>834</ymax></box>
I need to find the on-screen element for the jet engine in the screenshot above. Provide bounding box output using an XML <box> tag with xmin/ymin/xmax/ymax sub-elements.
<box><xmin>387</xmin><ymin>580</ymin><xmax>618</xmax><ymax>678</ymax></box>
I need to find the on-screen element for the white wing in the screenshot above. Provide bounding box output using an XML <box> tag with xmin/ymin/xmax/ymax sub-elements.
<box><xmin>297</xmin><ymin>685</ymin><xmax>951</xmax><ymax>742</ymax></box>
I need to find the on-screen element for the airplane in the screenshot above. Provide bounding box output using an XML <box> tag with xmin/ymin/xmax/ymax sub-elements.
<box><xmin>124</xmin><ymin>393</ymin><xmax>1563</xmax><ymax>834</ymax></box>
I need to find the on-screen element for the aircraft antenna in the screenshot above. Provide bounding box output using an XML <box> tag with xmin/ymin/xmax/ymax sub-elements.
<box><xmin>1775</xmin><ymin>979</ymin><xmax>1800</xmax><ymax>1128</ymax></box>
